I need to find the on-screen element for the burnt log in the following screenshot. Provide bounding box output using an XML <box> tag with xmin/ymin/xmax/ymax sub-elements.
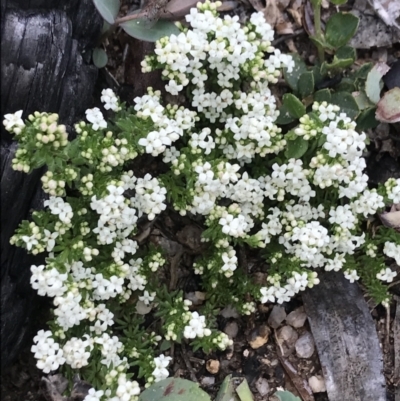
<box><xmin>1</xmin><ymin>0</ymin><xmax>102</xmax><ymax>369</ymax></box>
<box><xmin>302</xmin><ymin>271</ymin><xmax>387</xmax><ymax>401</ymax></box>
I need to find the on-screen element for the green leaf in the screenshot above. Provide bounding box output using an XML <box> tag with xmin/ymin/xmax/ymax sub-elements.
<box><xmin>353</xmin><ymin>62</ymin><xmax>373</xmax><ymax>79</ymax></box>
<box><xmin>298</xmin><ymin>71</ymin><xmax>315</xmax><ymax>99</ymax></box>
<box><xmin>276</xmin><ymin>104</ymin><xmax>296</xmax><ymax>125</ymax></box>
<box><xmin>330</xmin><ymin>0</ymin><xmax>347</xmax><ymax>4</ymax></box>
<box><xmin>121</xmin><ymin>19</ymin><xmax>180</xmax><ymax>42</ymax></box>
<box><xmin>236</xmin><ymin>379</ymin><xmax>254</xmax><ymax>401</ymax></box>
<box><xmin>322</xmin><ymin>57</ymin><xmax>354</xmax><ymax>72</ymax></box>
<box><xmin>310</xmin><ymin>35</ymin><xmax>334</xmax><ymax>51</ymax></box>
<box><xmin>365</xmin><ymin>63</ymin><xmax>390</xmax><ymax>104</ymax></box>
<box><xmin>159</xmin><ymin>340</ymin><xmax>171</xmax><ymax>351</ymax></box>
<box><xmin>336</xmin><ymin>45</ymin><xmax>356</xmax><ymax>61</ymax></box>
<box><xmin>335</xmin><ymin>78</ymin><xmax>355</xmax><ymax>92</ymax></box>
<box><xmin>274</xmin><ymin>390</ymin><xmax>301</xmax><ymax>401</ymax></box>
<box><xmin>282</xmin><ymin>94</ymin><xmax>306</xmax><ymax>119</ymax></box>
<box><xmin>92</xmin><ymin>47</ymin><xmax>108</xmax><ymax>68</ymax></box>
<box><xmin>215</xmin><ymin>375</ymin><xmax>236</xmax><ymax>401</ymax></box>
<box><xmin>330</xmin><ymin>91</ymin><xmax>360</xmax><ymax>119</ymax></box>
<box><xmin>325</xmin><ymin>12</ymin><xmax>359</xmax><ymax>49</ymax></box>
<box><xmin>356</xmin><ymin>107</ymin><xmax>379</xmax><ymax>130</ymax></box>
<box><xmin>93</xmin><ymin>0</ymin><xmax>120</xmax><ymax>24</ymax></box>
<box><xmin>352</xmin><ymin>90</ymin><xmax>374</xmax><ymax>110</ymax></box>
<box><xmin>139</xmin><ymin>378</ymin><xmax>211</xmax><ymax>401</ymax></box>
<box><xmin>314</xmin><ymin>89</ymin><xmax>331</xmax><ymax>103</ymax></box>
<box><xmin>283</xmin><ymin>54</ymin><xmax>308</xmax><ymax>92</ymax></box>
<box><xmin>285</xmin><ymin>136</ymin><xmax>309</xmax><ymax>159</ymax></box>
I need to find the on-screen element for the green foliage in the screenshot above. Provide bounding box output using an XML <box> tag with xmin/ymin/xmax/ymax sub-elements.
<box><xmin>93</xmin><ymin>0</ymin><xmax>120</xmax><ymax>24</ymax></box>
<box><xmin>139</xmin><ymin>378</ymin><xmax>211</xmax><ymax>401</ymax></box>
<box><xmin>121</xmin><ymin>19</ymin><xmax>180</xmax><ymax>42</ymax></box>
<box><xmin>274</xmin><ymin>390</ymin><xmax>301</xmax><ymax>401</ymax></box>
<box><xmin>92</xmin><ymin>47</ymin><xmax>108</xmax><ymax>68</ymax></box>
<box><xmin>325</xmin><ymin>12</ymin><xmax>359</xmax><ymax>49</ymax></box>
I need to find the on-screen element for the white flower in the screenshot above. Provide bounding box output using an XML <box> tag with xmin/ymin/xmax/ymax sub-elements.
<box><xmin>3</xmin><ymin>110</ymin><xmax>25</xmax><ymax>132</ymax></box>
<box><xmin>344</xmin><ymin>269</ymin><xmax>360</xmax><ymax>283</ymax></box>
<box><xmin>383</xmin><ymin>241</ymin><xmax>400</xmax><ymax>265</ymax></box>
<box><xmin>85</xmin><ymin>107</ymin><xmax>107</xmax><ymax>131</ymax></box>
<box><xmin>100</xmin><ymin>88</ymin><xmax>120</xmax><ymax>111</ymax></box>
<box><xmin>84</xmin><ymin>388</ymin><xmax>105</xmax><ymax>401</ymax></box>
<box><xmin>139</xmin><ymin>290</ymin><xmax>156</xmax><ymax>305</ymax></box>
<box><xmin>376</xmin><ymin>267</ymin><xmax>397</xmax><ymax>283</ymax></box>
<box><xmin>152</xmin><ymin>354</ymin><xmax>172</xmax><ymax>382</ymax></box>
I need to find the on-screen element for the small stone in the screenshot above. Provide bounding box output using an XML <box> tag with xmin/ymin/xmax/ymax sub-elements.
<box><xmin>286</xmin><ymin>307</ymin><xmax>307</xmax><ymax>328</ymax></box>
<box><xmin>295</xmin><ymin>332</ymin><xmax>315</xmax><ymax>358</ymax></box>
<box><xmin>206</xmin><ymin>359</ymin><xmax>220</xmax><ymax>374</ymax></box>
<box><xmin>248</xmin><ymin>325</ymin><xmax>271</xmax><ymax>349</ymax></box>
<box><xmin>255</xmin><ymin>377</ymin><xmax>270</xmax><ymax>396</ymax></box>
<box><xmin>220</xmin><ymin>305</ymin><xmax>240</xmax><ymax>318</ymax></box>
<box><xmin>276</xmin><ymin>325</ymin><xmax>298</xmax><ymax>356</ymax></box>
<box><xmin>268</xmin><ymin>305</ymin><xmax>286</xmax><ymax>329</ymax></box>
<box><xmin>201</xmin><ymin>376</ymin><xmax>216</xmax><ymax>386</ymax></box>
<box><xmin>309</xmin><ymin>375</ymin><xmax>326</xmax><ymax>393</ymax></box>
<box><xmin>224</xmin><ymin>321</ymin><xmax>239</xmax><ymax>339</ymax></box>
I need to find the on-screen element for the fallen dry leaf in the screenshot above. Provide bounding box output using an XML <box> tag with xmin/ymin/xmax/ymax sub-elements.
<box><xmin>376</xmin><ymin>87</ymin><xmax>400</xmax><ymax>123</ymax></box>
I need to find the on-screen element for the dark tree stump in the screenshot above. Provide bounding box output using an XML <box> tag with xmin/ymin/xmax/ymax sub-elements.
<box><xmin>302</xmin><ymin>271</ymin><xmax>387</xmax><ymax>401</ymax></box>
<box><xmin>1</xmin><ymin>0</ymin><xmax>102</xmax><ymax>369</ymax></box>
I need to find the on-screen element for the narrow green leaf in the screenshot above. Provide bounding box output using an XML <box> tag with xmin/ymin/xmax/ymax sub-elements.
<box><xmin>92</xmin><ymin>47</ymin><xmax>108</xmax><ymax>68</ymax></box>
<box><xmin>325</xmin><ymin>12</ymin><xmax>359</xmax><ymax>49</ymax></box>
<box><xmin>274</xmin><ymin>390</ymin><xmax>301</xmax><ymax>401</ymax></box>
<box><xmin>215</xmin><ymin>375</ymin><xmax>237</xmax><ymax>401</ymax></box>
<box><xmin>330</xmin><ymin>91</ymin><xmax>360</xmax><ymax>119</ymax></box>
<box><xmin>356</xmin><ymin>107</ymin><xmax>379</xmax><ymax>130</ymax></box>
<box><xmin>314</xmin><ymin>89</ymin><xmax>331</xmax><ymax>103</ymax></box>
<box><xmin>310</xmin><ymin>35</ymin><xmax>334</xmax><ymax>51</ymax></box>
<box><xmin>330</xmin><ymin>0</ymin><xmax>347</xmax><ymax>4</ymax></box>
<box><xmin>159</xmin><ymin>340</ymin><xmax>171</xmax><ymax>351</ymax></box>
<box><xmin>285</xmin><ymin>136</ymin><xmax>309</xmax><ymax>159</ymax></box>
<box><xmin>298</xmin><ymin>71</ymin><xmax>315</xmax><ymax>99</ymax></box>
<box><xmin>121</xmin><ymin>19</ymin><xmax>180</xmax><ymax>42</ymax></box>
<box><xmin>236</xmin><ymin>379</ymin><xmax>254</xmax><ymax>401</ymax></box>
<box><xmin>283</xmin><ymin>54</ymin><xmax>308</xmax><ymax>92</ymax></box>
<box><xmin>282</xmin><ymin>94</ymin><xmax>306</xmax><ymax>119</ymax></box>
<box><xmin>93</xmin><ymin>0</ymin><xmax>120</xmax><ymax>24</ymax></box>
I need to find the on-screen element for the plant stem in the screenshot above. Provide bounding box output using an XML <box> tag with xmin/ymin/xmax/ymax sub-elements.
<box><xmin>313</xmin><ymin>1</ymin><xmax>325</xmax><ymax>63</ymax></box>
<box><xmin>114</xmin><ymin>10</ymin><xmax>148</xmax><ymax>26</ymax></box>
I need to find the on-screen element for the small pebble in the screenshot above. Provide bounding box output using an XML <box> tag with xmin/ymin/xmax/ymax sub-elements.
<box><xmin>268</xmin><ymin>305</ymin><xmax>286</xmax><ymax>329</ymax></box>
<box><xmin>224</xmin><ymin>321</ymin><xmax>239</xmax><ymax>339</ymax></box>
<box><xmin>255</xmin><ymin>377</ymin><xmax>270</xmax><ymax>396</ymax></box>
<box><xmin>295</xmin><ymin>332</ymin><xmax>315</xmax><ymax>359</ymax></box>
<box><xmin>248</xmin><ymin>325</ymin><xmax>271</xmax><ymax>349</ymax></box>
<box><xmin>201</xmin><ymin>376</ymin><xmax>216</xmax><ymax>386</ymax></box>
<box><xmin>276</xmin><ymin>325</ymin><xmax>298</xmax><ymax>356</ymax></box>
<box><xmin>206</xmin><ymin>359</ymin><xmax>220</xmax><ymax>374</ymax></box>
<box><xmin>286</xmin><ymin>307</ymin><xmax>307</xmax><ymax>328</ymax></box>
<box><xmin>220</xmin><ymin>305</ymin><xmax>240</xmax><ymax>319</ymax></box>
<box><xmin>309</xmin><ymin>375</ymin><xmax>326</xmax><ymax>393</ymax></box>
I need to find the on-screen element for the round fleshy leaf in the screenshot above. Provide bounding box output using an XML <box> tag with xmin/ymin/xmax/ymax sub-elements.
<box><xmin>92</xmin><ymin>47</ymin><xmax>108</xmax><ymax>68</ymax></box>
<box><xmin>93</xmin><ymin>0</ymin><xmax>120</xmax><ymax>24</ymax></box>
<box><xmin>121</xmin><ymin>19</ymin><xmax>180</xmax><ymax>42</ymax></box>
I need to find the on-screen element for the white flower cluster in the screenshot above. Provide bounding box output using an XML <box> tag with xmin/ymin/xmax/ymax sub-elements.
<box><xmin>86</xmin><ymin>107</ymin><xmax>107</xmax><ymax>131</ymax></box>
<box><xmin>152</xmin><ymin>354</ymin><xmax>172</xmax><ymax>382</ymax></box>
<box><xmin>101</xmin><ymin>89</ymin><xmax>121</xmax><ymax>112</ymax></box>
<box><xmin>384</xmin><ymin>241</ymin><xmax>400</xmax><ymax>266</ymax></box>
<box><xmin>31</xmin><ymin>330</ymin><xmax>65</xmax><ymax>373</ymax></box>
<box><xmin>385</xmin><ymin>178</ymin><xmax>400</xmax><ymax>204</ymax></box>
<box><xmin>183</xmin><ymin>311</ymin><xmax>211</xmax><ymax>339</ymax></box>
